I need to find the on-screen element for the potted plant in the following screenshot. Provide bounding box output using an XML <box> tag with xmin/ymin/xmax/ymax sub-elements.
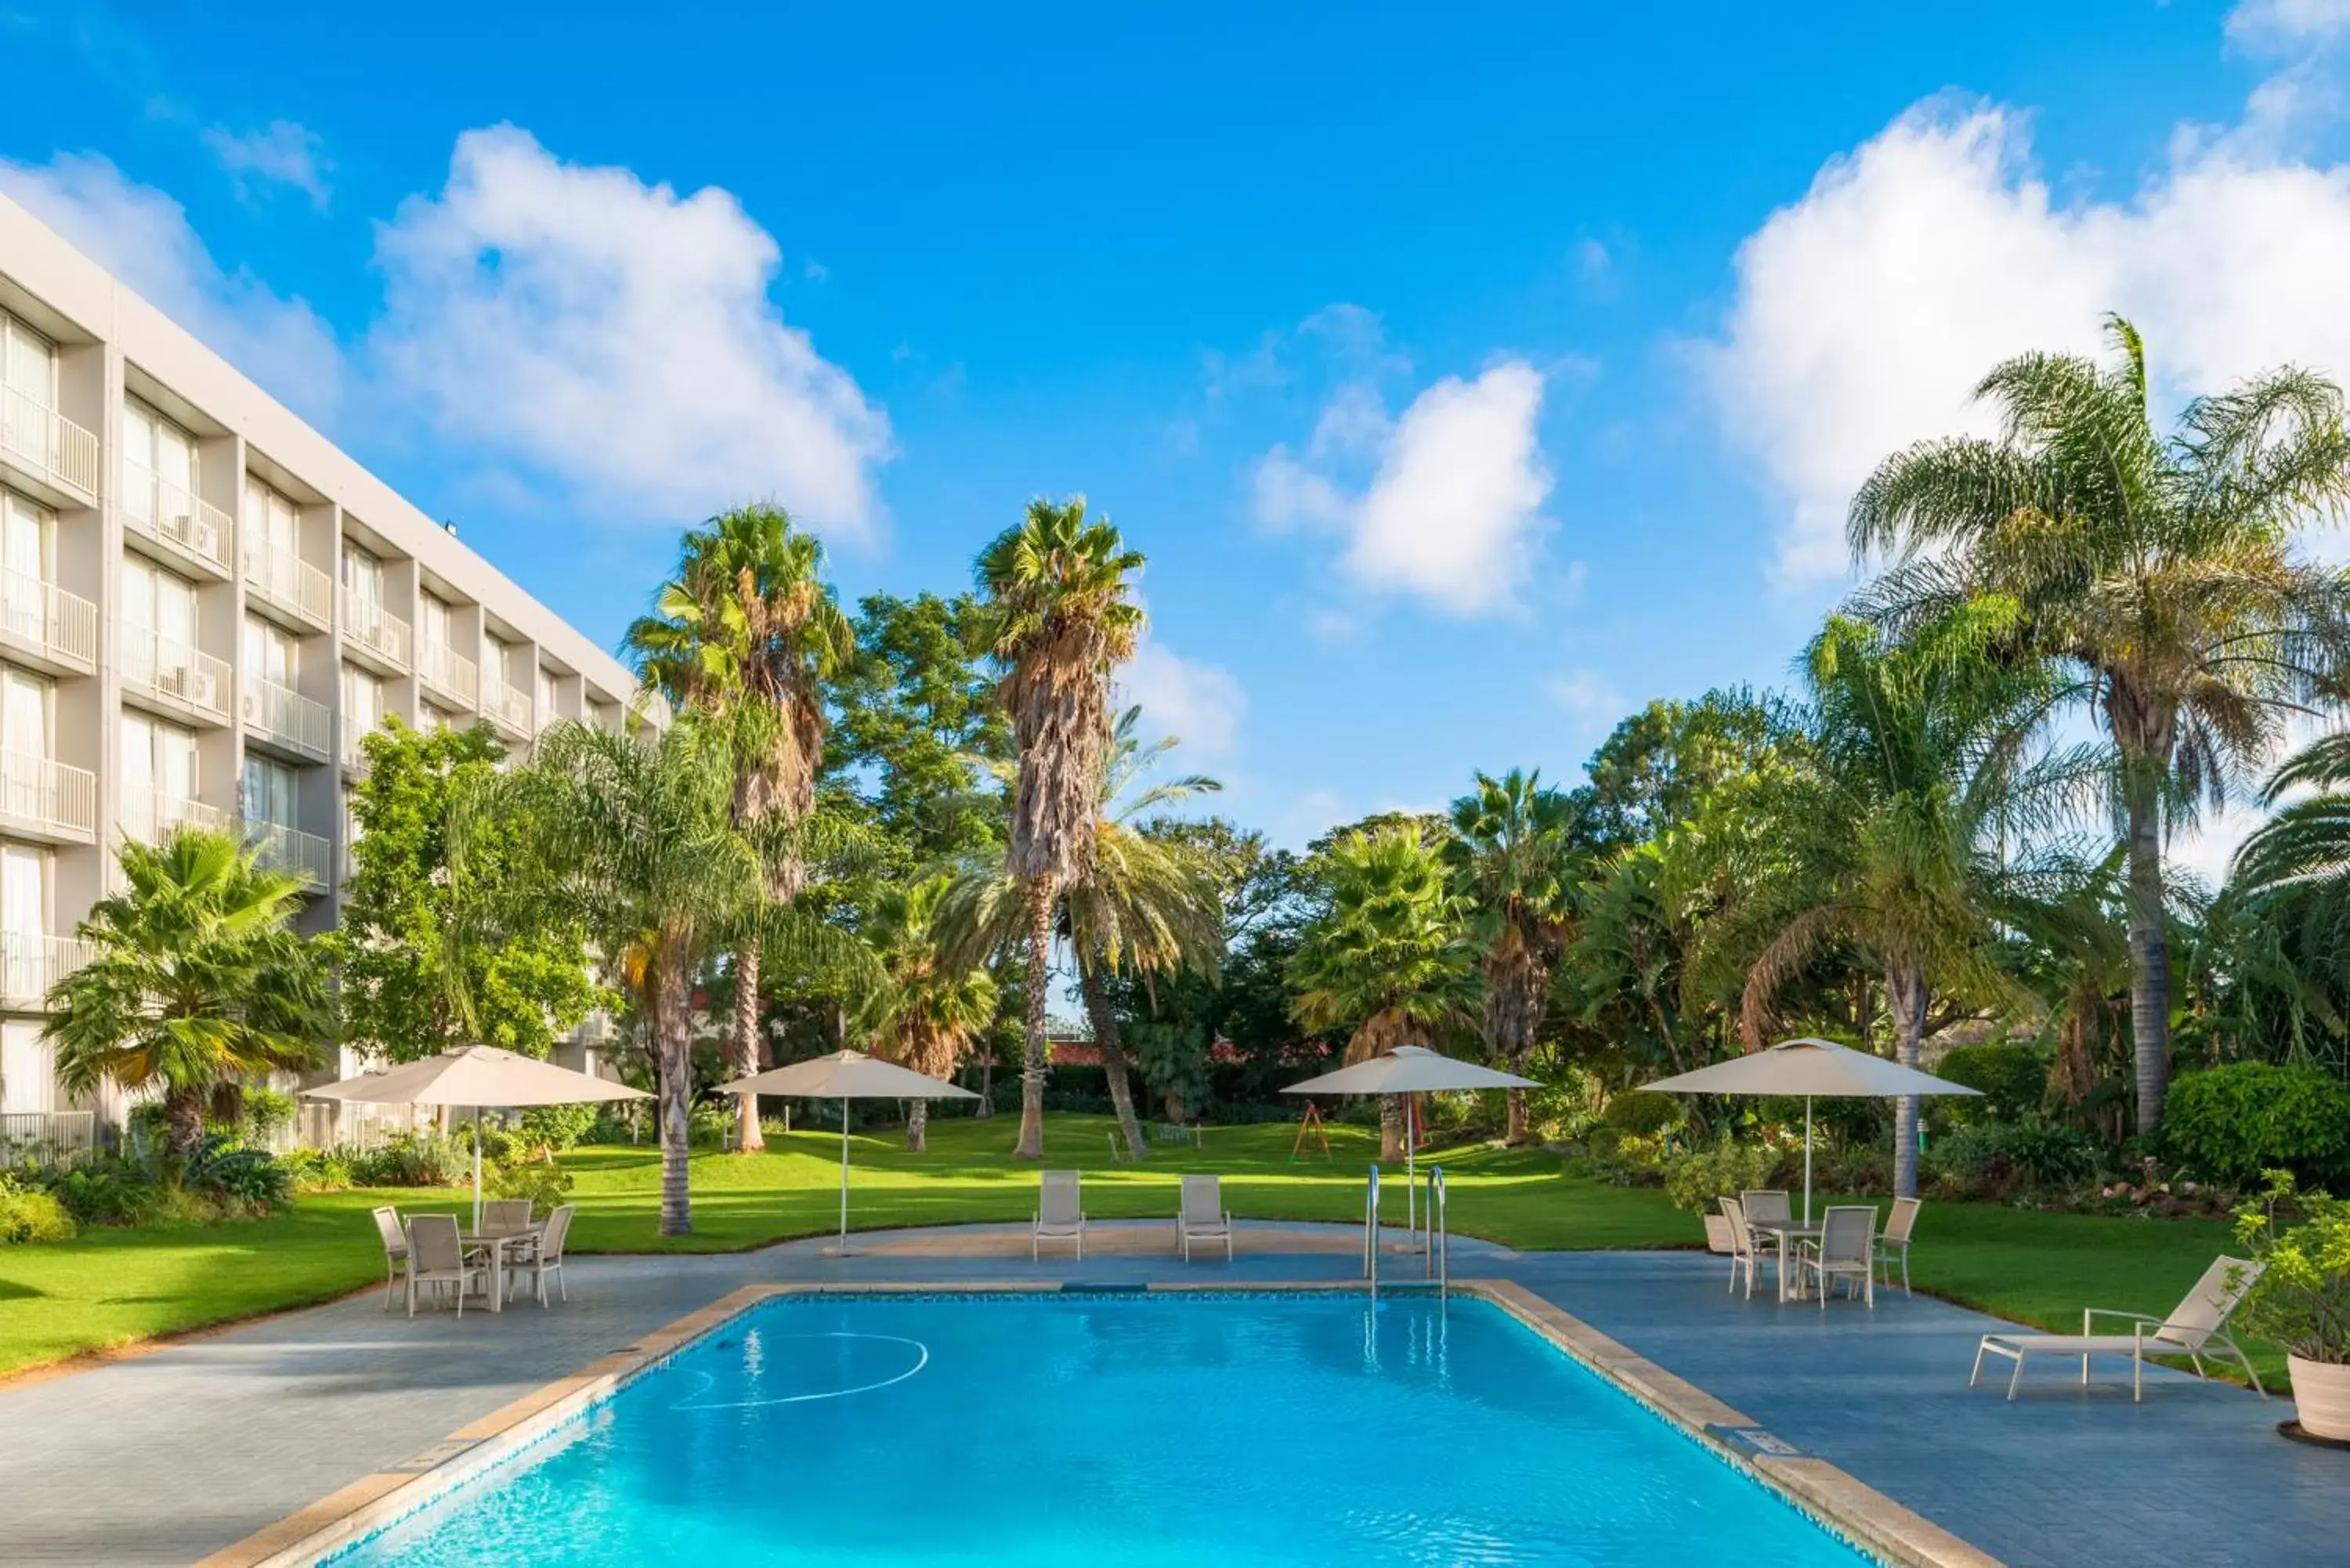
<box><xmin>2235</xmin><ymin>1170</ymin><xmax>2350</xmax><ymax>1440</ymax></box>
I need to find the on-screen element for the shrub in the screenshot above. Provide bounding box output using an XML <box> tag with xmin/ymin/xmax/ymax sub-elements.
<box><xmin>38</xmin><ymin>1160</ymin><xmax>166</xmax><ymax>1227</ymax></box>
<box><xmin>0</xmin><ymin>1174</ymin><xmax>74</xmax><ymax>1243</ymax></box>
<box><xmin>283</xmin><ymin>1146</ymin><xmax>354</xmax><ymax>1192</ymax></box>
<box><xmin>1936</xmin><ymin>1044</ymin><xmax>2050</xmax><ymax>1125</ymax></box>
<box><xmin>486</xmin><ymin>1157</ymin><xmax>575</xmax><ymax>1218</ymax></box>
<box><xmin>688</xmin><ymin>1104</ymin><xmax>738</xmax><ymax>1147</ymax></box>
<box><xmin>348</xmin><ymin>1134</ymin><xmax>468</xmax><ymax>1187</ymax></box>
<box><xmin>2164</xmin><ymin>1063</ymin><xmax>2350</xmax><ymax>1189</ymax></box>
<box><xmin>1600</xmin><ymin>1090</ymin><xmax>1683</xmax><ymax>1136</ymax></box>
<box><xmin>184</xmin><ymin>1134</ymin><xmax>292</xmax><ymax>1212</ymax></box>
<box><xmin>2234</xmin><ymin>1170</ymin><xmax>2350</xmax><ymax>1365</ymax></box>
<box><xmin>236</xmin><ymin>1086</ymin><xmax>298</xmax><ymax>1144</ymax></box>
<box><xmin>1925</xmin><ymin>1120</ymin><xmax>2101</xmax><ymax>1197</ymax></box>
<box><xmin>1662</xmin><ymin>1141</ymin><xmax>1781</xmax><ymax>1213</ymax></box>
<box><xmin>519</xmin><ymin>1103</ymin><xmax>598</xmax><ymax>1152</ymax></box>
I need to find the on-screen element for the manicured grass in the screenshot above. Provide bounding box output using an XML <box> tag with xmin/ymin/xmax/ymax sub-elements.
<box><xmin>0</xmin><ymin>1112</ymin><xmax>2253</xmax><ymax>1381</ymax></box>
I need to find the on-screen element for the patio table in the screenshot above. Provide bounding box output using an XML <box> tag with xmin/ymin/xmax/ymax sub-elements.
<box><xmin>1743</xmin><ymin>1218</ymin><xmax>1822</xmax><ymax>1302</ymax></box>
<box><xmin>457</xmin><ymin>1224</ymin><xmax>544</xmax><ymax>1313</ymax></box>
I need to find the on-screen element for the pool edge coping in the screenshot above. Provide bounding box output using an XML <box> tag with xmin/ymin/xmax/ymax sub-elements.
<box><xmin>196</xmin><ymin>1277</ymin><xmax>2001</xmax><ymax>1568</ymax></box>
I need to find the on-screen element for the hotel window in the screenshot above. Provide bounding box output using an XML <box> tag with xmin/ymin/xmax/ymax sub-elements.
<box><xmin>243</xmin><ymin>614</ymin><xmax>298</xmax><ymax>690</ymax></box>
<box><xmin>122</xmin><ymin>554</ymin><xmax>199</xmax><ymax>652</ymax></box>
<box><xmin>0</xmin><ymin>665</ymin><xmax>50</xmax><ymax>766</ymax></box>
<box><xmin>342</xmin><ymin>662</ymin><xmax>382</xmax><ymax>749</ymax></box>
<box><xmin>421</xmin><ymin>703</ymin><xmax>453</xmax><ymax>733</ymax></box>
<box><xmin>0</xmin><ymin>490</ymin><xmax>51</xmax><ymax>642</ymax></box>
<box><xmin>0</xmin><ymin>1016</ymin><xmax>52</xmax><ymax>1114</ymax></box>
<box><xmin>419</xmin><ymin>592</ymin><xmax>452</xmax><ymax>652</ymax></box>
<box><xmin>122</xmin><ymin>400</ymin><xmax>197</xmax><ymax>526</ymax></box>
<box><xmin>1</xmin><ymin>313</ymin><xmax>57</xmax><ymax>412</ymax></box>
<box><xmin>120</xmin><ymin>711</ymin><xmax>197</xmax><ymax>821</ymax></box>
<box><xmin>243</xmin><ymin>475</ymin><xmax>299</xmax><ymax>555</ymax></box>
<box><xmin>536</xmin><ymin>666</ymin><xmax>559</xmax><ymax>721</ymax></box>
<box><xmin>242</xmin><ymin>753</ymin><xmax>298</xmax><ymax>831</ymax></box>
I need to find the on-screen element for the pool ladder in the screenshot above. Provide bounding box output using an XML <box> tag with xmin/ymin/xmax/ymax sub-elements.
<box><xmin>1362</xmin><ymin>1163</ymin><xmax>1450</xmax><ymax>1299</ymax></box>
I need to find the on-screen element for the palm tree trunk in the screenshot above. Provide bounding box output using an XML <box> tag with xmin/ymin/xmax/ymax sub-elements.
<box><xmin>976</xmin><ymin>1057</ymin><xmax>994</xmax><ymax>1118</ymax></box>
<box><xmin>1379</xmin><ymin>1094</ymin><xmax>1406</xmax><ymax>1162</ymax></box>
<box><xmin>906</xmin><ymin>1097</ymin><xmax>928</xmax><ymax>1153</ymax></box>
<box><xmin>1886</xmin><ymin>958</ymin><xmax>1926</xmax><ymax>1199</ymax></box>
<box><xmin>1076</xmin><ymin>959</ymin><xmax>1148</xmax><ymax>1160</ymax></box>
<box><xmin>164</xmin><ymin>1086</ymin><xmax>207</xmax><ymax>1165</ymax></box>
<box><xmin>651</xmin><ymin>950</ymin><xmax>695</xmax><ymax>1237</ymax></box>
<box><xmin>2124</xmin><ymin>786</ymin><xmax>2171</xmax><ymax>1135</ymax></box>
<box><xmin>732</xmin><ymin>939</ymin><xmax>765</xmax><ymax>1153</ymax></box>
<box><xmin>1013</xmin><ymin>873</ymin><xmax>1056</xmax><ymax>1159</ymax></box>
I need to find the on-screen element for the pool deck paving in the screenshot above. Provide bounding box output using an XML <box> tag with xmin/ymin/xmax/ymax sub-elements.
<box><xmin>0</xmin><ymin>1221</ymin><xmax>2338</xmax><ymax>1567</ymax></box>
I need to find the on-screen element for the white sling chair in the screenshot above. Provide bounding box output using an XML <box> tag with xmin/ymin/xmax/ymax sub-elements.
<box><xmin>1179</xmin><ymin>1173</ymin><xmax>1232</xmax><ymax>1263</ymax></box>
<box><xmin>1033</xmin><ymin>1170</ymin><xmax>1085</xmax><ymax>1260</ymax></box>
<box><xmin>1970</xmin><ymin>1255</ymin><xmax>2269</xmax><ymax>1402</ymax></box>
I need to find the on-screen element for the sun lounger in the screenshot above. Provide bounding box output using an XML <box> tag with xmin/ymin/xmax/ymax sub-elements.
<box><xmin>1179</xmin><ymin>1173</ymin><xmax>1232</xmax><ymax>1263</ymax></box>
<box><xmin>1033</xmin><ymin>1170</ymin><xmax>1085</xmax><ymax>1260</ymax></box>
<box><xmin>1969</xmin><ymin>1255</ymin><xmax>2269</xmax><ymax>1401</ymax></box>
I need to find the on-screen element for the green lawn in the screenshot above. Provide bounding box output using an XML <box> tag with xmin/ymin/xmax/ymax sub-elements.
<box><xmin>0</xmin><ymin>1112</ymin><xmax>2251</xmax><ymax>1382</ymax></box>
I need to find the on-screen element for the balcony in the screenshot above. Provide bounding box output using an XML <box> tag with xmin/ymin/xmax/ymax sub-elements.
<box><xmin>241</xmin><ymin>537</ymin><xmax>333</xmax><ymax>630</ymax></box>
<box><xmin>0</xmin><ymin>751</ymin><xmax>96</xmax><ymax>844</ymax></box>
<box><xmin>242</xmin><ymin>818</ymin><xmax>331</xmax><ymax>889</ymax></box>
<box><xmin>240</xmin><ymin>677</ymin><xmax>331</xmax><ymax>760</ymax></box>
<box><xmin>119</xmin><ymin>623</ymin><xmax>230</xmax><ymax>725</ymax></box>
<box><xmin>0</xmin><ymin>569</ymin><xmax>96</xmax><ymax>674</ymax></box>
<box><xmin>118</xmin><ymin>786</ymin><xmax>226</xmax><ymax>846</ymax></box>
<box><xmin>341</xmin><ymin>719</ymin><xmax>376</xmax><ymax>771</ymax></box>
<box><xmin>419</xmin><ymin>638</ymin><xmax>478</xmax><ymax>707</ymax></box>
<box><xmin>485</xmin><ymin>679</ymin><xmax>533</xmax><ymax>738</ymax></box>
<box><xmin>338</xmin><ymin>587</ymin><xmax>411</xmax><ymax>670</ymax></box>
<box><xmin>120</xmin><ymin>461</ymin><xmax>233</xmax><ymax>574</ymax></box>
<box><xmin>0</xmin><ymin>386</ymin><xmax>99</xmax><ymax>505</ymax></box>
<box><xmin>0</xmin><ymin>934</ymin><xmax>94</xmax><ymax>1008</ymax></box>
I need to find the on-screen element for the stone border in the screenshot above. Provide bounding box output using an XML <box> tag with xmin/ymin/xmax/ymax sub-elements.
<box><xmin>198</xmin><ymin>1278</ymin><xmax>1999</xmax><ymax>1568</ymax></box>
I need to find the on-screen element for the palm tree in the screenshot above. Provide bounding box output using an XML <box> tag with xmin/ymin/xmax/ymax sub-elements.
<box><xmin>1735</xmin><ymin>604</ymin><xmax>2067</xmax><ymax>1195</ymax></box>
<box><xmin>625</xmin><ymin>503</ymin><xmax>851</xmax><ymax>1152</ymax></box>
<box><xmin>454</xmin><ymin>717</ymin><xmax>866</xmax><ymax>1236</ymax></box>
<box><xmin>1849</xmin><ymin>316</ymin><xmax>2350</xmax><ymax>1133</ymax></box>
<box><xmin>46</xmin><ymin>829</ymin><xmax>332</xmax><ymax>1163</ymax></box>
<box><xmin>1289</xmin><ymin>824</ymin><xmax>1480</xmax><ymax>1161</ymax></box>
<box><xmin>1447</xmin><ymin>768</ymin><xmax>1578</xmax><ymax>1144</ymax></box>
<box><xmin>969</xmin><ymin>497</ymin><xmax>1145</xmax><ymax>1159</ymax></box>
<box><xmin>862</xmin><ymin>874</ymin><xmax>998</xmax><ymax>1152</ymax></box>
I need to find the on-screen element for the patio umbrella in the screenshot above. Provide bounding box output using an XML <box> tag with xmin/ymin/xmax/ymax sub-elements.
<box><xmin>1640</xmin><ymin>1036</ymin><xmax>1979</xmax><ymax>1222</ymax></box>
<box><xmin>304</xmin><ymin>1045</ymin><xmax>650</xmax><ymax>1229</ymax></box>
<box><xmin>717</xmin><ymin>1050</ymin><xmax>977</xmax><ymax>1254</ymax></box>
<box><xmin>1283</xmin><ymin>1045</ymin><xmax>1539</xmax><ymax>1243</ymax></box>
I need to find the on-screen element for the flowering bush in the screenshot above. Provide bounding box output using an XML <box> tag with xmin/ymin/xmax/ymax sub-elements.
<box><xmin>2233</xmin><ymin>1170</ymin><xmax>2350</xmax><ymax>1365</ymax></box>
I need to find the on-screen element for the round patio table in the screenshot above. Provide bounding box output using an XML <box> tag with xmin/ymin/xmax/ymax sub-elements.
<box><xmin>457</xmin><ymin>1224</ymin><xmax>544</xmax><ymax>1313</ymax></box>
<box><xmin>1742</xmin><ymin>1218</ymin><xmax>1822</xmax><ymax>1302</ymax></box>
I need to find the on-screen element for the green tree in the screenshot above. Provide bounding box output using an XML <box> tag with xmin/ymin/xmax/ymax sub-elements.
<box><xmin>1849</xmin><ymin>316</ymin><xmax>2350</xmax><ymax>1133</ymax></box>
<box><xmin>969</xmin><ymin>497</ymin><xmax>1146</xmax><ymax>1159</ymax></box>
<box><xmin>334</xmin><ymin>717</ymin><xmax>602</xmax><ymax>1062</ymax></box>
<box><xmin>1289</xmin><ymin>825</ymin><xmax>1480</xmax><ymax>1160</ymax></box>
<box><xmin>1448</xmin><ymin>768</ymin><xmax>1581</xmax><ymax>1143</ymax></box>
<box><xmin>626</xmin><ymin>504</ymin><xmax>852</xmax><ymax>1152</ymax></box>
<box><xmin>861</xmin><ymin>873</ymin><xmax>998</xmax><ymax>1152</ymax></box>
<box><xmin>47</xmin><ymin>829</ymin><xmax>333</xmax><ymax>1162</ymax></box>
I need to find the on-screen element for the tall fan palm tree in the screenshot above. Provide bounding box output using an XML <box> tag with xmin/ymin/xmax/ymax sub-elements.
<box><xmin>454</xmin><ymin>717</ymin><xmax>866</xmax><ymax>1236</ymax></box>
<box><xmin>1447</xmin><ymin>768</ymin><xmax>1579</xmax><ymax>1144</ymax></box>
<box><xmin>862</xmin><ymin>874</ymin><xmax>998</xmax><ymax>1152</ymax></box>
<box><xmin>1848</xmin><ymin>316</ymin><xmax>2350</xmax><ymax>1133</ymax></box>
<box><xmin>969</xmin><ymin>497</ymin><xmax>1145</xmax><ymax>1159</ymax></box>
<box><xmin>625</xmin><ymin>504</ymin><xmax>852</xmax><ymax>1151</ymax></box>
<box><xmin>46</xmin><ymin>829</ymin><xmax>332</xmax><ymax>1163</ymax></box>
<box><xmin>1289</xmin><ymin>825</ymin><xmax>1481</xmax><ymax>1161</ymax></box>
<box><xmin>1734</xmin><ymin>603</ymin><xmax>2071</xmax><ymax>1195</ymax></box>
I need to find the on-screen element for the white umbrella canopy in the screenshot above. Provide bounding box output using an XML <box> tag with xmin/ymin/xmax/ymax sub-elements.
<box><xmin>305</xmin><ymin>1045</ymin><xmax>650</xmax><ymax>1227</ymax></box>
<box><xmin>1284</xmin><ymin>1046</ymin><xmax>1539</xmax><ymax>1244</ymax></box>
<box><xmin>717</xmin><ymin>1050</ymin><xmax>977</xmax><ymax>1252</ymax></box>
<box><xmin>1640</xmin><ymin>1036</ymin><xmax>1980</xmax><ymax>1222</ymax></box>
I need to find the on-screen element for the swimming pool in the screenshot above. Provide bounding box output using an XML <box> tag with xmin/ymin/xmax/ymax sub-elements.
<box><xmin>334</xmin><ymin>1291</ymin><xmax>1872</xmax><ymax>1566</ymax></box>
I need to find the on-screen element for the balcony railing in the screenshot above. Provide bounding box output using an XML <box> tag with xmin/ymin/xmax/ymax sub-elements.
<box><xmin>0</xmin><ymin>931</ymin><xmax>93</xmax><ymax>1006</ymax></box>
<box><xmin>0</xmin><ymin>1110</ymin><xmax>96</xmax><ymax>1169</ymax></box>
<box><xmin>119</xmin><ymin>786</ymin><xmax>226</xmax><ymax>845</ymax></box>
<box><xmin>241</xmin><ymin>677</ymin><xmax>331</xmax><ymax>757</ymax></box>
<box><xmin>338</xmin><ymin>587</ymin><xmax>411</xmax><ymax>669</ymax></box>
<box><xmin>0</xmin><ymin>569</ymin><xmax>96</xmax><ymax>669</ymax></box>
<box><xmin>119</xmin><ymin>623</ymin><xmax>230</xmax><ymax>722</ymax></box>
<box><xmin>120</xmin><ymin>460</ymin><xmax>233</xmax><ymax>571</ymax></box>
<box><xmin>0</xmin><ymin>386</ymin><xmax>99</xmax><ymax>502</ymax></box>
<box><xmin>242</xmin><ymin>818</ymin><xmax>331</xmax><ymax>888</ymax></box>
<box><xmin>241</xmin><ymin>537</ymin><xmax>333</xmax><ymax>628</ymax></box>
<box><xmin>0</xmin><ymin>751</ymin><xmax>96</xmax><ymax>839</ymax></box>
<box><xmin>420</xmin><ymin>639</ymin><xmax>478</xmax><ymax>706</ymax></box>
<box><xmin>486</xmin><ymin>679</ymin><xmax>533</xmax><ymax>735</ymax></box>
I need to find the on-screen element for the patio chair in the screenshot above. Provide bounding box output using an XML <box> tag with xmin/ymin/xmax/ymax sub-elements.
<box><xmin>1969</xmin><ymin>1255</ymin><xmax>2269</xmax><ymax>1403</ymax></box>
<box><xmin>403</xmin><ymin>1213</ymin><xmax>489</xmax><ymax>1319</ymax></box>
<box><xmin>508</xmin><ymin>1203</ymin><xmax>575</xmax><ymax>1306</ymax></box>
<box><xmin>1032</xmin><ymin>1170</ymin><xmax>1085</xmax><ymax>1260</ymax></box>
<box><xmin>481</xmin><ymin>1198</ymin><xmax>535</xmax><ymax>1235</ymax></box>
<box><xmin>1718</xmin><ymin>1196</ymin><xmax>1770</xmax><ymax>1299</ymax></box>
<box><xmin>371</xmin><ymin>1205</ymin><xmax>407</xmax><ymax>1311</ymax></box>
<box><xmin>1795</xmin><ymin>1205</ymin><xmax>1877</xmax><ymax>1310</ymax></box>
<box><xmin>1739</xmin><ymin>1189</ymin><xmax>1791</xmax><ymax>1227</ymax></box>
<box><xmin>1875</xmin><ymin>1195</ymin><xmax>1922</xmax><ymax>1297</ymax></box>
<box><xmin>1179</xmin><ymin>1173</ymin><xmax>1233</xmax><ymax>1263</ymax></box>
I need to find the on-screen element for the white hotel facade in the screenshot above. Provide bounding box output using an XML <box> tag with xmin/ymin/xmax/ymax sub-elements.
<box><xmin>0</xmin><ymin>190</ymin><xmax>648</xmax><ymax>1141</ymax></box>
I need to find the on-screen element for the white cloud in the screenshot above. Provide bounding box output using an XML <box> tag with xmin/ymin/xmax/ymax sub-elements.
<box><xmin>1703</xmin><ymin>93</ymin><xmax>2350</xmax><ymax>587</ymax></box>
<box><xmin>2229</xmin><ymin>0</ymin><xmax>2350</xmax><ymax>48</ymax></box>
<box><xmin>0</xmin><ymin>152</ymin><xmax>342</xmax><ymax>415</ymax></box>
<box><xmin>1115</xmin><ymin>639</ymin><xmax>1246</xmax><ymax>761</ymax></box>
<box><xmin>1253</xmin><ymin>360</ymin><xmax>1553</xmax><ymax>616</ymax></box>
<box><xmin>203</xmin><ymin>121</ymin><xmax>330</xmax><ymax>208</ymax></box>
<box><xmin>370</xmin><ymin>125</ymin><xmax>888</xmax><ymax>536</ymax></box>
<box><xmin>1546</xmin><ymin>667</ymin><xmax>1625</xmax><ymax>723</ymax></box>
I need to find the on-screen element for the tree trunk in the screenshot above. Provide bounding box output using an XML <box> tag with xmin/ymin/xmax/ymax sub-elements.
<box><xmin>164</xmin><ymin>1086</ymin><xmax>207</xmax><ymax>1165</ymax></box>
<box><xmin>1379</xmin><ymin>1094</ymin><xmax>1405</xmax><ymax>1162</ymax></box>
<box><xmin>651</xmin><ymin>949</ymin><xmax>695</xmax><ymax>1236</ymax></box>
<box><xmin>1013</xmin><ymin>873</ymin><xmax>1056</xmax><ymax>1159</ymax></box>
<box><xmin>976</xmin><ymin>1058</ymin><xmax>994</xmax><ymax>1118</ymax></box>
<box><xmin>732</xmin><ymin>939</ymin><xmax>765</xmax><ymax>1152</ymax></box>
<box><xmin>1077</xmin><ymin>959</ymin><xmax>1148</xmax><ymax>1160</ymax></box>
<box><xmin>906</xmin><ymin>1097</ymin><xmax>928</xmax><ymax>1154</ymax></box>
<box><xmin>1886</xmin><ymin>957</ymin><xmax>1926</xmax><ymax>1200</ymax></box>
<box><xmin>1484</xmin><ymin>945</ymin><xmax>1550</xmax><ymax>1146</ymax></box>
<box><xmin>2124</xmin><ymin>786</ymin><xmax>2170</xmax><ymax>1136</ymax></box>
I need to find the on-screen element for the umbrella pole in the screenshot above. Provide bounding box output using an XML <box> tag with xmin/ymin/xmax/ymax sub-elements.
<box><xmin>1802</xmin><ymin>1097</ymin><xmax>1813</xmax><ymax>1227</ymax></box>
<box><xmin>472</xmin><ymin>1106</ymin><xmax>483</xmax><ymax>1233</ymax></box>
<box><xmin>839</xmin><ymin>1097</ymin><xmax>850</xmax><ymax>1254</ymax></box>
<box><xmin>1406</xmin><ymin>1095</ymin><xmax>1418</xmax><ymax>1252</ymax></box>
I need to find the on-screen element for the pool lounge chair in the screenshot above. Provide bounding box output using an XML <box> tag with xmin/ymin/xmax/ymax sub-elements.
<box><xmin>1179</xmin><ymin>1173</ymin><xmax>1232</xmax><ymax>1263</ymax></box>
<box><xmin>371</xmin><ymin>1205</ymin><xmax>407</xmax><ymax>1310</ymax></box>
<box><xmin>403</xmin><ymin>1214</ymin><xmax>490</xmax><ymax>1319</ymax></box>
<box><xmin>1969</xmin><ymin>1255</ymin><xmax>2269</xmax><ymax>1402</ymax></box>
<box><xmin>1033</xmin><ymin>1170</ymin><xmax>1085</xmax><ymax>1260</ymax></box>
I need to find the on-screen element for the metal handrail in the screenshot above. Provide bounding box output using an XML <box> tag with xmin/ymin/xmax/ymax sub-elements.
<box><xmin>1425</xmin><ymin>1165</ymin><xmax>1449</xmax><ymax>1295</ymax></box>
<box><xmin>1363</xmin><ymin>1162</ymin><xmax>1380</xmax><ymax>1297</ymax></box>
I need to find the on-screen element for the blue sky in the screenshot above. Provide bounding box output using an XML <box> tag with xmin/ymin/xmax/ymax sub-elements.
<box><xmin>7</xmin><ymin>1</ymin><xmax>2350</xmax><ymax>854</ymax></box>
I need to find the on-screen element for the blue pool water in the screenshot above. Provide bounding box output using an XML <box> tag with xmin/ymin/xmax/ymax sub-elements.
<box><xmin>336</xmin><ymin>1292</ymin><xmax>1871</xmax><ymax>1566</ymax></box>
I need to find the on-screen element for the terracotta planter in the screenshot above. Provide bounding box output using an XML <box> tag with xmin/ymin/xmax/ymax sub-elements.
<box><xmin>2288</xmin><ymin>1355</ymin><xmax>2350</xmax><ymax>1441</ymax></box>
